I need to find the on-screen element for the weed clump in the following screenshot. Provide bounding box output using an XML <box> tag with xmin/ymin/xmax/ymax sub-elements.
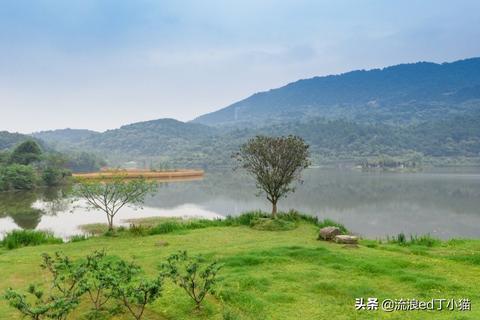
<box><xmin>1</xmin><ymin>230</ymin><xmax>63</xmax><ymax>250</ymax></box>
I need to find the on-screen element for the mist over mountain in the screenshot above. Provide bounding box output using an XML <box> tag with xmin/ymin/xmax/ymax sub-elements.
<box><xmin>193</xmin><ymin>57</ymin><xmax>480</xmax><ymax>127</ymax></box>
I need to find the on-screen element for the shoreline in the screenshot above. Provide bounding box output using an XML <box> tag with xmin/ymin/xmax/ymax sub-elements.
<box><xmin>72</xmin><ymin>169</ymin><xmax>204</xmax><ymax>180</ymax></box>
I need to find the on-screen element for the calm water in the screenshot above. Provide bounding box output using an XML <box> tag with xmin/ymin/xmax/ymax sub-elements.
<box><xmin>1</xmin><ymin>168</ymin><xmax>480</xmax><ymax>239</ymax></box>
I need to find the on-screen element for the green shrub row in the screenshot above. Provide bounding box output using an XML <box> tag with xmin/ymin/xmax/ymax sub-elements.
<box><xmin>3</xmin><ymin>250</ymin><xmax>220</xmax><ymax>320</ymax></box>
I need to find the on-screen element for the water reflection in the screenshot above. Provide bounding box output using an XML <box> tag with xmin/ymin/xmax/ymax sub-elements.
<box><xmin>0</xmin><ymin>169</ymin><xmax>479</xmax><ymax>239</ymax></box>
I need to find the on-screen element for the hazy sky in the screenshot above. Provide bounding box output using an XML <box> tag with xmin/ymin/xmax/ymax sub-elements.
<box><xmin>1</xmin><ymin>0</ymin><xmax>480</xmax><ymax>133</ymax></box>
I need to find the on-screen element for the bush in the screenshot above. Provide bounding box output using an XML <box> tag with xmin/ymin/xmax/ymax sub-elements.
<box><xmin>4</xmin><ymin>252</ymin><xmax>86</xmax><ymax>320</ymax></box>
<box><xmin>0</xmin><ymin>164</ymin><xmax>37</xmax><ymax>191</ymax></box>
<box><xmin>162</xmin><ymin>251</ymin><xmax>221</xmax><ymax>310</ymax></box>
<box><xmin>42</xmin><ymin>167</ymin><xmax>71</xmax><ymax>187</ymax></box>
<box><xmin>2</xmin><ymin>230</ymin><xmax>63</xmax><ymax>250</ymax></box>
<box><xmin>4</xmin><ymin>251</ymin><xmax>164</xmax><ymax>320</ymax></box>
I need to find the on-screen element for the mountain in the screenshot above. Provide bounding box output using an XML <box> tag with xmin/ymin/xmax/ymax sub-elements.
<box><xmin>193</xmin><ymin>57</ymin><xmax>480</xmax><ymax>126</ymax></box>
<box><xmin>37</xmin><ymin>118</ymin><xmax>230</xmax><ymax>167</ymax></box>
<box><xmin>32</xmin><ymin>129</ymin><xmax>100</xmax><ymax>147</ymax></box>
<box><xmin>0</xmin><ymin>131</ymin><xmax>41</xmax><ymax>151</ymax></box>
<box><xmin>26</xmin><ymin>57</ymin><xmax>480</xmax><ymax>168</ymax></box>
<box><xmin>78</xmin><ymin>118</ymin><xmax>217</xmax><ymax>155</ymax></box>
<box><xmin>32</xmin><ymin>113</ymin><xmax>480</xmax><ymax>168</ymax></box>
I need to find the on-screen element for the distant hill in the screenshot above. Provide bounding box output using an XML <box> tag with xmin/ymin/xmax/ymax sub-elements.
<box><xmin>0</xmin><ymin>131</ymin><xmax>42</xmax><ymax>151</ymax></box>
<box><xmin>32</xmin><ymin>128</ymin><xmax>99</xmax><ymax>147</ymax></box>
<box><xmin>31</xmin><ymin>113</ymin><xmax>480</xmax><ymax>168</ymax></box>
<box><xmin>78</xmin><ymin>118</ymin><xmax>217</xmax><ymax>155</ymax></box>
<box><xmin>36</xmin><ymin>118</ymin><xmax>228</xmax><ymax>167</ymax></box>
<box><xmin>193</xmin><ymin>57</ymin><xmax>480</xmax><ymax>126</ymax></box>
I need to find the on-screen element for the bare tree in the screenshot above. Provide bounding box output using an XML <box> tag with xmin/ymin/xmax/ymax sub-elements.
<box><xmin>233</xmin><ymin>135</ymin><xmax>310</xmax><ymax>217</ymax></box>
<box><xmin>73</xmin><ymin>175</ymin><xmax>157</xmax><ymax>230</ymax></box>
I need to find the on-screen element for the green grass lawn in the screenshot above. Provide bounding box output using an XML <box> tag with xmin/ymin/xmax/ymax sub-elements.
<box><xmin>1</xmin><ymin>223</ymin><xmax>479</xmax><ymax>319</ymax></box>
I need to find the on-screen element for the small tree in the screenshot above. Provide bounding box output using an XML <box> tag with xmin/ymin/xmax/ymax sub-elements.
<box><xmin>73</xmin><ymin>175</ymin><xmax>157</xmax><ymax>231</ymax></box>
<box><xmin>114</xmin><ymin>276</ymin><xmax>163</xmax><ymax>320</ymax></box>
<box><xmin>233</xmin><ymin>135</ymin><xmax>310</xmax><ymax>217</ymax></box>
<box><xmin>4</xmin><ymin>252</ymin><xmax>87</xmax><ymax>320</ymax></box>
<box><xmin>82</xmin><ymin>251</ymin><xmax>120</xmax><ymax>312</ymax></box>
<box><xmin>162</xmin><ymin>251</ymin><xmax>221</xmax><ymax>310</ymax></box>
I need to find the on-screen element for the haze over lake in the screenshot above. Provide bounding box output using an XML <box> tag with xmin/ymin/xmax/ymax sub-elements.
<box><xmin>1</xmin><ymin>168</ymin><xmax>479</xmax><ymax>240</ymax></box>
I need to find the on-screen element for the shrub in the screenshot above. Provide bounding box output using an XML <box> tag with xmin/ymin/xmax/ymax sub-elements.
<box><xmin>42</xmin><ymin>167</ymin><xmax>71</xmax><ymax>187</ymax></box>
<box><xmin>4</xmin><ymin>250</ymin><xmax>164</xmax><ymax>320</ymax></box>
<box><xmin>2</xmin><ymin>230</ymin><xmax>63</xmax><ymax>250</ymax></box>
<box><xmin>0</xmin><ymin>164</ymin><xmax>37</xmax><ymax>191</ymax></box>
<box><xmin>83</xmin><ymin>251</ymin><xmax>145</xmax><ymax>316</ymax></box>
<box><xmin>113</xmin><ymin>276</ymin><xmax>163</xmax><ymax>320</ymax></box>
<box><xmin>162</xmin><ymin>251</ymin><xmax>221</xmax><ymax>310</ymax></box>
<box><xmin>4</xmin><ymin>252</ymin><xmax>87</xmax><ymax>320</ymax></box>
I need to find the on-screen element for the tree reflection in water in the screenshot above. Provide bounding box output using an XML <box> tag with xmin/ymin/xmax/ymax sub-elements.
<box><xmin>0</xmin><ymin>188</ymin><xmax>70</xmax><ymax>230</ymax></box>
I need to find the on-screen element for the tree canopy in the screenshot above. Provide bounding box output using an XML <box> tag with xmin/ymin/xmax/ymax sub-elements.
<box><xmin>234</xmin><ymin>135</ymin><xmax>310</xmax><ymax>217</ymax></box>
<box><xmin>9</xmin><ymin>140</ymin><xmax>43</xmax><ymax>165</ymax></box>
<box><xmin>73</xmin><ymin>175</ymin><xmax>158</xmax><ymax>230</ymax></box>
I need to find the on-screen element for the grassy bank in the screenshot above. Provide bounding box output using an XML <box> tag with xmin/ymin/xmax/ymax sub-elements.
<box><xmin>0</xmin><ymin>218</ymin><xmax>479</xmax><ymax>319</ymax></box>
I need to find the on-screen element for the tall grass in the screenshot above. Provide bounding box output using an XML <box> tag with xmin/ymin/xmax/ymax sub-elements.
<box><xmin>387</xmin><ymin>233</ymin><xmax>440</xmax><ymax>247</ymax></box>
<box><xmin>140</xmin><ymin>210</ymin><xmax>349</xmax><ymax>236</ymax></box>
<box><xmin>1</xmin><ymin>230</ymin><xmax>63</xmax><ymax>250</ymax></box>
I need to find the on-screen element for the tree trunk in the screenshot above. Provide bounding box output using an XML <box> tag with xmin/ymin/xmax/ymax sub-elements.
<box><xmin>271</xmin><ymin>202</ymin><xmax>277</xmax><ymax>218</ymax></box>
<box><xmin>107</xmin><ymin>215</ymin><xmax>114</xmax><ymax>231</ymax></box>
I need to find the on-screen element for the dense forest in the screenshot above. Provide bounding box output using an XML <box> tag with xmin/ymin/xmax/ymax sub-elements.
<box><xmin>28</xmin><ymin>112</ymin><xmax>480</xmax><ymax>168</ymax></box>
<box><xmin>0</xmin><ymin>137</ymin><xmax>106</xmax><ymax>191</ymax></box>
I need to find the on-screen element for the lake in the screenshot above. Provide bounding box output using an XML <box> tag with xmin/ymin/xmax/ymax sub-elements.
<box><xmin>1</xmin><ymin>168</ymin><xmax>479</xmax><ymax>239</ymax></box>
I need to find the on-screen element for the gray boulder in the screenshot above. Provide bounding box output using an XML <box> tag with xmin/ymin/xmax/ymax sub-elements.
<box><xmin>334</xmin><ymin>235</ymin><xmax>358</xmax><ymax>244</ymax></box>
<box><xmin>318</xmin><ymin>226</ymin><xmax>341</xmax><ymax>241</ymax></box>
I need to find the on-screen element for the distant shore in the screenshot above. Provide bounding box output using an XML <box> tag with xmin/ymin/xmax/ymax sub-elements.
<box><xmin>72</xmin><ymin>169</ymin><xmax>204</xmax><ymax>180</ymax></box>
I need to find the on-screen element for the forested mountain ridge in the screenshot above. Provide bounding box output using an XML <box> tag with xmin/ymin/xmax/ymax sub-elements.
<box><xmin>0</xmin><ymin>131</ymin><xmax>44</xmax><ymax>151</ymax></box>
<box><xmin>11</xmin><ymin>57</ymin><xmax>480</xmax><ymax>168</ymax></box>
<box><xmin>193</xmin><ymin>57</ymin><xmax>480</xmax><ymax>126</ymax></box>
<box><xmin>27</xmin><ymin>112</ymin><xmax>480</xmax><ymax>168</ymax></box>
<box><xmin>32</xmin><ymin>128</ymin><xmax>99</xmax><ymax>147</ymax></box>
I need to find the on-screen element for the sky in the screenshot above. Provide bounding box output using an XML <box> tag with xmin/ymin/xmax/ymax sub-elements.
<box><xmin>1</xmin><ymin>0</ymin><xmax>480</xmax><ymax>133</ymax></box>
